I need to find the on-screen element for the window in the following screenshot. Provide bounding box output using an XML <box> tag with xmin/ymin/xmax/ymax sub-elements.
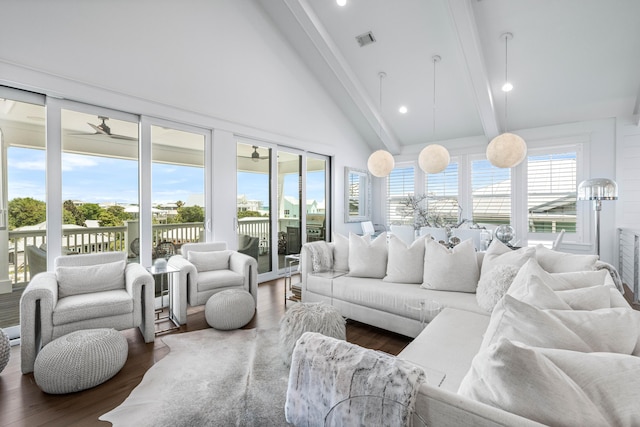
<box><xmin>387</xmin><ymin>166</ymin><xmax>415</xmax><ymax>226</ymax></box>
<box><xmin>425</xmin><ymin>161</ymin><xmax>460</xmax><ymax>224</ymax></box>
<box><xmin>527</xmin><ymin>152</ymin><xmax>577</xmax><ymax>233</ymax></box>
<box><xmin>471</xmin><ymin>159</ymin><xmax>511</xmax><ymax>226</ymax></box>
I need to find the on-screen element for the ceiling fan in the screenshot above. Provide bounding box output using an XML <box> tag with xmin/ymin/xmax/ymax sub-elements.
<box><xmin>239</xmin><ymin>145</ymin><xmax>269</xmax><ymax>162</ymax></box>
<box><xmin>70</xmin><ymin>116</ymin><xmax>137</xmax><ymax>141</ymax></box>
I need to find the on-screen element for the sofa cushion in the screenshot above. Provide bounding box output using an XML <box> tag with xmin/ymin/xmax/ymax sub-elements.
<box><xmin>196</xmin><ymin>269</ymin><xmax>245</xmax><ymax>292</ymax></box>
<box><xmin>332</xmin><ymin>232</ymin><xmax>352</xmax><ymax>272</ymax></box>
<box><xmin>347</xmin><ymin>232</ymin><xmax>387</xmax><ymax>279</ymax></box>
<box><xmin>187</xmin><ymin>250</ymin><xmax>231</xmax><ymax>272</ymax></box>
<box><xmin>56</xmin><ymin>260</ymin><xmax>126</xmax><ymax>298</ymax></box>
<box><xmin>459</xmin><ymin>338</ymin><xmax>640</xmax><ymax>427</ymax></box>
<box><xmin>475</xmin><ymin>264</ymin><xmax>519</xmax><ymax>312</ymax></box>
<box><xmin>481</xmin><ymin>295</ymin><xmax>639</xmax><ymax>354</ymax></box>
<box><xmin>535</xmin><ymin>245</ymin><xmax>599</xmax><ymax>273</ymax></box>
<box><xmin>53</xmin><ymin>289</ymin><xmax>133</xmax><ymax>325</ymax></box>
<box><xmin>422</xmin><ymin>239</ymin><xmax>479</xmax><ymax>293</ymax></box>
<box><xmin>383</xmin><ymin>234</ymin><xmax>425</xmax><ymax>284</ymax></box>
<box><xmin>480</xmin><ymin>239</ymin><xmax>534</xmax><ymax>282</ymax></box>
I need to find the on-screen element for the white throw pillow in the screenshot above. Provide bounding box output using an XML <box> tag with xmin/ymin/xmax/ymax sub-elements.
<box><xmin>507</xmin><ymin>274</ymin><xmax>572</xmax><ymax>310</ymax></box>
<box><xmin>555</xmin><ymin>286</ymin><xmax>612</xmax><ymax>310</ymax></box>
<box><xmin>56</xmin><ymin>260</ymin><xmax>126</xmax><ymax>298</ymax></box>
<box><xmin>459</xmin><ymin>338</ymin><xmax>640</xmax><ymax>427</ymax></box>
<box><xmin>332</xmin><ymin>232</ymin><xmax>353</xmax><ymax>272</ymax></box>
<box><xmin>550</xmin><ymin>269</ymin><xmax>609</xmax><ymax>290</ymax></box>
<box><xmin>422</xmin><ymin>238</ymin><xmax>479</xmax><ymax>293</ymax></box>
<box><xmin>481</xmin><ymin>295</ymin><xmax>639</xmax><ymax>354</ymax></box>
<box><xmin>187</xmin><ymin>250</ymin><xmax>231</xmax><ymax>272</ymax></box>
<box><xmin>480</xmin><ymin>239</ymin><xmax>534</xmax><ymax>282</ymax></box>
<box><xmin>383</xmin><ymin>234</ymin><xmax>426</xmax><ymax>284</ymax></box>
<box><xmin>475</xmin><ymin>264</ymin><xmax>519</xmax><ymax>312</ymax></box>
<box><xmin>347</xmin><ymin>232</ymin><xmax>387</xmax><ymax>278</ymax></box>
<box><xmin>306</xmin><ymin>241</ymin><xmax>334</xmax><ymax>273</ymax></box>
<box><xmin>535</xmin><ymin>244</ymin><xmax>598</xmax><ymax>273</ymax></box>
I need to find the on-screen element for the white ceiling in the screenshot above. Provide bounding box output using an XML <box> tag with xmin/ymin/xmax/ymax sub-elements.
<box><xmin>260</xmin><ymin>0</ymin><xmax>640</xmax><ymax>154</ymax></box>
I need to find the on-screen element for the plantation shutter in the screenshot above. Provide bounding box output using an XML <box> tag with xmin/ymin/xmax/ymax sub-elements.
<box><xmin>387</xmin><ymin>166</ymin><xmax>415</xmax><ymax>226</ymax></box>
<box><xmin>471</xmin><ymin>159</ymin><xmax>511</xmax><ymax>225</ymax></box>
<box><xmin>425</xmin><ymin>161</ymin><xmax>459</xmax><ymax>224</ymax></box>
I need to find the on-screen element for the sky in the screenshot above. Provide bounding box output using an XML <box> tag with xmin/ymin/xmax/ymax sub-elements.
<box><xmin>8</xmin><ymin>147</ymin><xmax>326</xmax><ymax>207</ymax></box>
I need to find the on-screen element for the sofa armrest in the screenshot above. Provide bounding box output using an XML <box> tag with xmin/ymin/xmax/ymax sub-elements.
<box><xmin>20</xmin><ymin>272</ymin><xmax>58</xmax><ymax>374</ymax></box>
<box><xmin>168</xmin><ymin>255</ymin><xmax>197</xmax><ymax>325</ymax></box>
<box><xmin>125</xmin><ymin>263</ymin><xmax>155</xmax><ymax>343</ymax></box>
<box><xmin>229</xmin><ymin>252</ymin><xmax>258</xmax><ymax>305</ymax></box>
<box><xmin>300</xmin><ymin>242</ymin><xmax>335</xmax><ymax>293</ymax></box>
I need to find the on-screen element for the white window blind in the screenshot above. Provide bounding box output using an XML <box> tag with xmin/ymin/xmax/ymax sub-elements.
<box><xmin>387</xmin><ymin>166</ymin><xmax>415</xmax><ymax>226</ymax></box>
<box><xmin>425</xmin><ymin>161</ymin><xmax>460</xmax><ymax>224</ymax></box>
<box><xmin>527</xmin><ymin>152</ymin><xmax>577</xmax><ymax>233</ymax></box>
<box><xmin>471</xmin><ymin>159</ymin><xmax>511</xmax><ymax>225</ymax></box>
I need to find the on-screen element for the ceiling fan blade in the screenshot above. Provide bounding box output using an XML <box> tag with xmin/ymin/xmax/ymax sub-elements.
<box><xmin>110</xmin><ymin>134</ymin><xmax>138</xmax><ymax>141</ymax></box>
<box><xmin>88</xmin><ymin>122</ymin><xmax>108</xmax><ymax>135</ymax></box>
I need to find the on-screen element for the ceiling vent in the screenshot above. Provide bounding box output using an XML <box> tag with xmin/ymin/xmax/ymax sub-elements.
<box><xmin>355</xmin><ymin>31</ymin><xmax>376</xmax><ymax>47</ymax></box>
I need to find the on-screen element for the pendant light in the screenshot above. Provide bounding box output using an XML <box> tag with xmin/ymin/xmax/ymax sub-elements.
<box><xmin>419</xmin><ymin>55</ymin><xmax>450</xmax><ymax>174</ymax></box>
<box><xmin>486</xmin><ymin>32</ymin><xmax>527</xmax><ymax>169</ymax></box>
<box><xmin>368</xmin><ymin>71</ymin><xmax>395</xmax><ymax>178</ymax></box>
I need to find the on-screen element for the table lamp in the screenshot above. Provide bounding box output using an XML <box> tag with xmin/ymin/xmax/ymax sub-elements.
<box><xmin>577</xmin><ymin>178</ymin><xmax>618</xmax><ymax>257</ymax></box>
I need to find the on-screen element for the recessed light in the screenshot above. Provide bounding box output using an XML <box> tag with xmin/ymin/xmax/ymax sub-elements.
<box><xmin>502</xmin><ymin>82</ymin><xmax>513</xmax><ymax>92</ymax></box>
<box><xmin>337</xmin><ymin>0</ymin><xmax>346</xmax><ymax>6</ymax></box>
<box><xmin>398</xmin><ymin>106</ymin><xmax>408</xmax><ymax>114</ymax></box>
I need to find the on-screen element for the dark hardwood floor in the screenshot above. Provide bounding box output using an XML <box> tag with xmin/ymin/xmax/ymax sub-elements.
<box><xmin>0</xmin><ymin>278</ymin><xmax>412</xmax><ymax>427</ymax></box>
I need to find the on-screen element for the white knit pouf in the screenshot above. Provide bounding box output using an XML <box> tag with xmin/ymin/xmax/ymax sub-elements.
<box><xmin>0</xmin><ymin>329</ymin><xmax>10</xmax><ymax>373</ymax></box>
<box><xmin>205</xmin><ymin>289</ymin><xmax>256</xmax><ymax>330</ymax></box>
<box><xmin>34</xmin><ymin>328</ymin><xmax>128</xmax><ymax>394</ymax></box>
<box><xmin>279</xmin><ymin>302</ymin><xmax>346</xmax><ymax>366</ymax></box>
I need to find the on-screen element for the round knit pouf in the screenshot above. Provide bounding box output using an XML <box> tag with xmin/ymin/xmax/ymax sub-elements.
<box><xmin>34</xmin><ymin>328</ymin><xmax>128</xmax><ymax>394</ymax></box>
<box><xmin>0</xmin><ymin>329</ymin><xmax>10</xmax><ymax>373</ymax></box>
<box><xmin>205</xmin><ymin>289</ymin><xmax>256</xmax><ymax>330</ymax></box>
<box><xmin>279</xmin><ymin>302</ymin><xmax>346</xmax><ymax>366</ymax></box>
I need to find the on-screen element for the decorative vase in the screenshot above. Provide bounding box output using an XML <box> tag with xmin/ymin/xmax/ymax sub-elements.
<box><xmin>495</xmin><ymin>225</ymin><xmax>515</xmax><ymax>245</ymax></box>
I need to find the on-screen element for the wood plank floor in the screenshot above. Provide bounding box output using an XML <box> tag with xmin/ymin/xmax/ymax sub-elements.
<box><xmin>0</xmin><ymin>278</ymin><xmax>412</xmax><ymax>427</ymax></box>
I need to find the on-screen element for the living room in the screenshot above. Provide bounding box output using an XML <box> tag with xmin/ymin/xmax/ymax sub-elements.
<box><xmin>1</xmin><ymin>0</ymin><xmax>640</xmax><ymax>425</ymax></box>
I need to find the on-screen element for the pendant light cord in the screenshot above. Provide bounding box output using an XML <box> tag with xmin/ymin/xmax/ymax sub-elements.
<box><xmin>433</xmin><ymin>57</ymin><xmax>437</xmax><ymax>136</ymax></box>
<box><xmin>504</xmin><ymin>34</ymin><xmax>509</xmax><ymax>132</ymax></box>
<box><xmin>378</xmin><ymin>71</ymin><xmax>386</xmax><ymax>141</ymax></box>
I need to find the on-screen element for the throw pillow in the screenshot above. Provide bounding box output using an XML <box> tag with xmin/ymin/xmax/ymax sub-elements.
<box><xmin>56</xmin><ymin>260</ymin><xmax>126</xmax><ymax>298</ymax></box>
<box><xmin>481</xmin><ymin>295</ymin><xmax>639</xmax><ymax>354</ymax></box>
<box><xmin>332</xmin><ymin>232</ymin><xmax>353</xmax><ymax>272</ymax></box>
<box><xmin>422</xmin><ymin>238</ymin><xmax>479</xmax><ymax>293</ymax></box>
<box><xmin>458</xmin><ymin>338</ymin><xmax>640</xmax><ymax>427</ymax></box>
<box><xmin>475</xmin><ymin>264</ymin><xmax>520</xmax><ymax>312</ymax></box>
<box><xmin>187</xmin><ymin>250</ymin><xmax>231</xmax><ymax>272</ymax></box>
<box><xmin>535</xmin><ymin>244</ymin><xmax>598</xmax><ymax>273</ymax></box>
<box><xmin>347</xmin><ymin>232</ymin><xmax>387</xmax><ymax>279</ymax></box>
<box><xmin>507</xmin><ymin>263</ymin><xmax>572</xmax><ymax>310</ymax></box>
<box><xmin>383</xmin><ymin>234</ymin><xmax>426</xmax><ymax>284</ymax></box>
<box><xmin>555</xmin><ymin>286</ymin><xmax>612</xmax><ymax>310</ymax></box>
<box><xmin>550</xmin><ymin>269</ymin><xmax>609</xmax><ymax>290</ymax></box>
<box><xmin>480</xmin><ymin>239</ymin><xmax>534</xmax><ymax>282</ymax></box>
<box><xmin>306</xmin><ymin>241</ymin><xmax>334</xmax><ymax>273</ymax></box>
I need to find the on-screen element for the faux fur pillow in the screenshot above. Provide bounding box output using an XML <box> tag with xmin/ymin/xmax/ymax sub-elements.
<box><xmin>306</xmin><ymin>241</ymin><xmax>334</xmax><ymax>273</ymax></box>
<box><xmin>476</xmin><ymin>264</ymin><xmax>519</xmax><ymax>312</ymax></box>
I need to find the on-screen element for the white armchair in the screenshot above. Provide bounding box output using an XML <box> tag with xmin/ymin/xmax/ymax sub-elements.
<box><xmin>168</xmin><ymin>242</ymin><xmax>258</xmax><ymax>325</ymax></box>
<box><xmin>20</xmin><ymin>251</ymin><xmax>155</xmax><ymax>374</ymax></box>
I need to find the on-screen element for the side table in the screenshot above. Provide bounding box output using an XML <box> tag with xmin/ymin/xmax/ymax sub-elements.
<box><xmin>147</xmin><ymin>265</ymin><xmax>180</xmax><ymax>334</ymax></box>
<box><xmin>284</xmin><ymin>254</ymin><xmax>301</xmax><ymax>305</ymax></box>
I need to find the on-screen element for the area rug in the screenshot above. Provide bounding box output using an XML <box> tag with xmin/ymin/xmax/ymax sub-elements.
<box><xmin>99</xmin><ymin>328</ymin><xmax>291</xmax><ymax>426</ymax></box>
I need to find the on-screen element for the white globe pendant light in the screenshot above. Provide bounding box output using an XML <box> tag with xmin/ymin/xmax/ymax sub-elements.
<box><xmin>368</xmin><ymin>150</ymin><xmax>395</xmax><ymax>177</ymax></box>
<box><xmin>419</xmin><ymin>55</ymin><xmax>450</xmax><ymax>174</ymax></box>
<box><xmin>487</xmin><ymin>33</ymin><xmax>527</xmax><ymax>169</ymax></box>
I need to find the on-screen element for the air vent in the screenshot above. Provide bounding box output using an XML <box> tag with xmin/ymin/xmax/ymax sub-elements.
<box><xmin>355</xmin><ymin>31</ymin><xmax>376</xmax><ymax>47</ymax></box>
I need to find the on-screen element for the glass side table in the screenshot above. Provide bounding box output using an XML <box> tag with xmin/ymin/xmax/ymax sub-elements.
<box><xmin>146</xmin><ymin>265</ymin><xmax>180</xmax><ymax>334</ymax></box>
<box><xmin>284</xmin><ymin>254</ymin><xmax>301</xmax><ymax>306</ymax></box>
<box><xmin>405</xmin><ymin>299</ymin><xmax>443</xmax><ymax>329</ymax></box>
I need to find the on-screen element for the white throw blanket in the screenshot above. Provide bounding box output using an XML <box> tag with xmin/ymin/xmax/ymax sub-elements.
<box><xmin>285</xmin><ymin>332</ymin><xmax>426</xmax><ymax>426</ymax></box>
<box><xmin>306</xmin><ymin>241</ymin><xmax>334</xmax><ymax>272</ymax></box>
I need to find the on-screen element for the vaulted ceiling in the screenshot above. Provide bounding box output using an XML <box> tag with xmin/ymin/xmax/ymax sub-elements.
<box><xmin>260</xmin><ymin>0</ymin><xmax>640</xmax><ymax>154</ymax></box>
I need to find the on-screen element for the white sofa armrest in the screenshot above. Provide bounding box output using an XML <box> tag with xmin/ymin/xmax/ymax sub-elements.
<box><xmin>168</xmin><ymin>255</ymin><xmax>197</xmax><ymax>325</ymax></box>
<box><xmin>229</xmin><ymin>251</ymin><xmax>258</xmax><ymax>305</ymax></box>
<box><xmin>124</xmin><ymin>263</ymin><xmax>155</xmax><ymax>343</ymax></box>
<box><xmin>20</xmin><ymin>272</ymin><xmax>58</xmax><ymax>374</ymax></box>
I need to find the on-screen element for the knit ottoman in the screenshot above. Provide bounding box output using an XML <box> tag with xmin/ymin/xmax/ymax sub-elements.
<box><xmin>279</xmin><ymin>302</ymin><xmax>346</xmax><ymax>366</ymax></box>
<box><xmin>205</xmin><ymin>289</ymin><xmax>256</xmax><ymax>330</ymax></box>
<box><xmin>34</xmin><ymin>328</ymin><xmax>128</xmax><ymax>394</ymax></box>
<box><xmin>0</xmin><ymin>329</ymin><xmax>10</xmax><ymax>373</ymax></box>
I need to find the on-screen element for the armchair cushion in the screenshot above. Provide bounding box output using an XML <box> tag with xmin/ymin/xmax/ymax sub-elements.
<box><xmin>197</xmin><ymin>270</ymin><xmax>245</xmax><ymax>292</ymax></box>
<box><xmin>187</xmin><ymin>250</ymin><xmax>231</xmax><ymax>272</ymax></box>
<box><xmin>56</xmin><ymin>260</ymin><xmax>126</xmax><ymax>298</ymax></box>
<box><xmin>53</xmin><ymin>290</ymin><xmax>134</xmax><ymax>325</ymax></box>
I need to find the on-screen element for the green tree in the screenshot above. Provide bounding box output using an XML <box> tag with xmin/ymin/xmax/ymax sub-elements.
<box><xmin>62</xmin><ymin>209</ymin><xmax>76</xmax><ymax>225</ymax></box>
<box><xmin>98</xmin><ymin>210</ymin><xmax>120</xmax><ymax>227</ymax></box>
<box><xmin>237</xmin><ymin>209</ymin><xmax>263</xmax><ymax>218</ymax></box>
<box><xmin>8</xmin><ymin>197</ymin><xmax>46</xmax><ymax>230</ymax></box>
<box><xmin>63</xmin><ymin>200</ymin><xmax>85</xmax><ymax>226</ymax></box>
<box><xmin>78</xmin><ymin>203</ymin><xmax>102</xmax><ymax>220</ymax></box>
<box><xmin>176</xmin><ymin>205</ymin><xmax>204</xmax><ymax>223</ymax></box>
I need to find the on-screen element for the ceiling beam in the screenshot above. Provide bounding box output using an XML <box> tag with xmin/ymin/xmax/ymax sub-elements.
<box><xmin>281</xmin><ymin>0</ymin><xmax>402</xmax><ymax>154</ymax></box>
<box><xmin>446</xmin><ymin>0</ymin><xmax>500</xmax><ymax>139</ymax></box>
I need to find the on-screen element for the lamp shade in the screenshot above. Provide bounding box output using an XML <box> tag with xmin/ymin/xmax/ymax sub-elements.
<box><xmin>418</xmin><ymin>144</ymin><xmax>450</xmax><ymax>174</ymax></box>
<box><xmin>367</xmin><ymin>150</ymin><xmax>395</xmax><ymax>177</ymax></box>
<box><xmin>577</xmin><ymin>178</ymin><xmax>618</xmax><ymax>201</ymax></box>
<box><xmin>486</xmin><ymin>132</ymin><xmax>527</xmax><ymax>168</ymax></box>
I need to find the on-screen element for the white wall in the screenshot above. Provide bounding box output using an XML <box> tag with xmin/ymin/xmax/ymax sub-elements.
<box><xmin>0</xmin><ymin>0</ymin><xmax>371</xmax><ymax>239</ymax></box>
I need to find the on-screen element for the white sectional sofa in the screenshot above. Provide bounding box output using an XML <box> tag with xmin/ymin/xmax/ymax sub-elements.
<box><xmin>295</xmin><ymin>232</ymin><xmax>638</xmax><ymax>426</ymax></box>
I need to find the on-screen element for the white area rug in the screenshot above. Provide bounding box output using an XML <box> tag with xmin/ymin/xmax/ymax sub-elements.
<box><xmin>100</xmin><ymin>328</ymin><xmax>290</xmax><ymax>426</ymax></box>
